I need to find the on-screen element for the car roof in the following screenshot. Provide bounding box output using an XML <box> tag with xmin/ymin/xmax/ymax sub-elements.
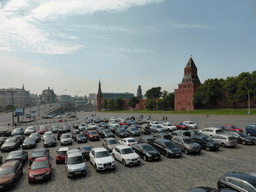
<box><xmin>203</xmin><ymin>127</ymin><xmax>221</xmax><ymax>130</ymax></box>
<box><xmin>173</xmin><ymin>136</ymin><xmax>190</xmax><ymax>139</ymax></box>
<box><xmin>59</xmin><ymin>147</ymin><xmax>70</xmax><ymax>151</ymax></box>
<box><xmin>116</xmin><ymin>145</ymin><xmax>131</xmax><ymax>149</ymax></box>
<box><xmin>93</xmin><ymin>147</ymin><xmax>108</xmax><ymax>152</ymax></box>
<box><xmin>34</xmin><ymin>157</ymin><xmax>48</xmax><ymax>162</ymax></box>
<box><xmin>67</xmin><ymin>152</ymin><xmax>82</xmax><ymax>157</ymax></box>
<box><xmin>104</xmin><ymin>138</ymin><xmax>116</xmax><ymax>141</ymax></box>
<box><xmin>1</xmin><ymin>160</ymin><xmax>19</xmax><ymax>168</ymax></box>
<box><xmin>155</xmin><ymin>139</ymin><xmax>172</xmax><ymax>143</ymax></box>
<box><xmin>225</xmin><ymin>172</ymin><xmax>256</xmax><ymax>186</ymax></box>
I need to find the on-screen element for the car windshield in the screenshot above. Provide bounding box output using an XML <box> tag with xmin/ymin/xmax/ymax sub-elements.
<box><xmin>216</xmin><ymin>130</ymin><xmax>224</xmax><ymax>134</ymax></box>
<box><xmin>104</xmin><ymin>130</ymin><xmax>111</xmax><ymax>134</ymax></box>
<box><xmin>6</xmin><ymin>139</ymin><xmax>16</xmax><ymax>143</ymax></box>
<box><xmin>89</xmin><ymin>131</ymin><xmax>97</xmax><ymax>135</ymax></box>
<box><xmin>238</xmin><ymin>132</ymin><xmax>248</xmax><ymax>137</ymax></box>
<box><xmin>68</xmin><ymin>156</ymin><xmax>84</xmax><ymax>164</ymax></box>
<box><xmin>30</xmin><ymin>133</ymin><xmax>38</xmax><ymax>137</ymax></box>
<box><xmin>167</xmin><ymin>124</ymin><xmax>172</xmax><ymax>126</ymax></box>
<box><xmin>80</xmin><ymin>146</ymin><xmax>91</xmax><ymax>150</ymax></box>
<box><xmin>163</xmin><ymin>135</ymin><xmax>172</xmax><ymax>140</ymax></box>
<box><xmin>131</xmin><ymin>128</ymin><xmax>137</xmax><ymax>131</ymax></box>
<box><xmin>165</xmin><ymin>142</ymin><xmax>176</xmax><ymax>148</ymax></box>
<box><xmin>14</xmin><ymin>128</ymin><xmax>22</xmax><ymax>131</ymax></box>
<box><xmin>33</xmin><ymin>151</ymin><xmax>46</xmax><ymax>156</ymax></box>
<box><xmin>154</xmin><ymin>122</ymin><xmax>160</xmax><ymax>124</ymax></box>
<box><xmin>121</xmin><ymin>148</ymin><xmax>133</xmax><ymax>154</ymax></box>
<box><xmin>31</xmin><ymin>160</ymin><xmax>49</xmax><ymax>170</ymax></box>
<box><xmin>142</xmin><ymin>145</ymin><xmax>154</xmax><ymax>151</ymax></box>
<box><xmin>0</xmin><ymin>137</ymin><xmax>7</xmax><ymax>141</ymax></box>
<box><xmin>183</xmin><ymin>139</ymin><xmax>194</xmax><ymax>144</ymax></box>
<box><xmin>40</xmin><ymin>127</ymin><xmax>46</xmax><ymax>130</ymax></box>
<box><xmin>0</xmin><ymin>167</ymin><xmax>15</xmax><ymax>175</ymax></box>
<box><xmin>95</xmin><ymin>151</ymin><xmax>110</xmax><ymax>158</ymax></box>
<box><xmin>62</xmin><ymin>135</ymin><xmax>70</xmax><ymax>138</ymax></box>
<box><xmin>27</xmin><ymin>128</ymin><xmax>34</xmax><ymax>131</ymax></box>
<box><xmin>194</xmin><ymin>130</ymin><xmax>202</xmax><ymax>135</ymax></box>
<box><xmin>77</xmin><ymin>134</ymin><xmax>83</xmax><ymax>138</ymax></box>
<box><xmin>108</xmin><ymin>140</ymin><xmax>118</xmax><ymax>144</ymax></box>
<box><xmin>119</xmin><ymin>129</ymin><xmax>126</xmax><ymax>133</ymax></box>
<box><xmin>7</xmin><ymin>151</ymin><xmax>22</xmax><ymax>158</ymax></box>
<box><xmin>188</xmin><ymin>122</ymin><xmax>194</xmax><ymax>124</ymax></box>
<box><xmin>58</xmin><ymin>151</ymin><xmax>67</xmax><ymax>155</ymax></box>
<box><xmin>128</xmin><ymin>139</ymin><xmax>136</xmax><ymax>143</ymax></box>
<box><xmin>202</xmin><ymin>137</ymin><xmax>213</xmax><ymax>142</ymax></box>
<box><xmin>156</xmin><ymin>125</ymin><xmax>162</xmax><ymax>128</ymax></box>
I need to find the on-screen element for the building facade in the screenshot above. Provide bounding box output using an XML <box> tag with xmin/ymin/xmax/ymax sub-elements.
<box><xmin>174</xmin><ymin>56</ymin><xmax>201</xmax><ymax>111</ymax></box>
<box><xmin>0</xmin><ymin>85</ymin><xmax>31</xmax><ymax>110</ymax></box>
<box><xmin>39</xmin><ymin>87</ymin><xmax>57</xmax><ymax>103</ymax></box>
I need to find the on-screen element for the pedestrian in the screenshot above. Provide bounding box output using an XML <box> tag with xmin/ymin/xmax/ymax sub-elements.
<box><xmin>142</xmin><ymin>114</ymin><xmax>143</xmax><ymax>118</ymax></box>
<box><xmin>207</xmin><ymin>113</ymin><xmax>209</xmax><ymax>118</ymax></box>
<box><xmin>163</xmin><ymin>116</ymin><xmax>165</xmax><ymax>120</ymax></box>
<box><xmin>166</xmin><ymin>116</ymin><xmax>167</xmax><ymax>121</ymax></box>
<box><xmin>149</xmin><ymin>115</ymin><xmax>151</xmax><ymax>119</ymax></box>
<box><xmin>65</xmin><ymin>119</ymin><xmax>67</xmax><ymax>122</ymax></box>
<box><xmin>95</xmin><ymin>114</ymin><xmax>96</xmax><ymax>117</ymax></box>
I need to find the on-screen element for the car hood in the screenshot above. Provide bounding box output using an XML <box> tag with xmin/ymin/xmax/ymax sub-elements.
<box><xmin>68</xmin><ymin>163</ymin><xmax>86</xmax><ymax>171</ymax></box>
<box><xmin>2</xmin><ymin>143</ymin><xmax>15</xmax><ymax>148</ymax></box>
<box><xmin>89</xmin><ymin>134</ymin><xmax>98</xmax><ymax>137</ymax></box>
<box><xmin>147</xmin><ymin>150</ymin><xmax>160</xmax><ymax>155</ymax></box>
<box><xmin>167</xmin><ymin>147</ymin><xmax>181</xmax><ymax>152</ymax></box>
<box><xmin>108</xmin><ymin>144</ymin><xmax>118</xmax><ymax>149</ymax></box>
<box><xmin>30</xmin><ymin>167</ymin><xmax>50</xmax><ymax>175</ymax></box>
<box><xmin>105</xmin><ymin>133</ymin><xmax>114</xmax><ymax>137</ymax></box>
<box><xmin>0</xmin><ymin>174</ymin><xmax>15</xmax><ymax>183</ymax></box>
<box><xmin>207</xmin><ymin>141</ymin><xmax>219</xmax><ymax>145</ymax></box>
<box><xmin>61</xmin><ymin>138</ymin><xmax>72</xmax><ymax>141</ymax></box>
<box><xmin>122</xmin><ymin>153</ymin><xmax>139</xmax><ymax>159</ymax></box>
<box><xmin>95</xmin><ymin>156</ymin><xmax>114</xmax><ymax>164</ymax></box>
<box><xmin>186</xmin><ymin>143</ymin><xmax>200</xmax><ymax>148</ymax></box>
<box><xmin>245</xmin><ymin>136</ymin><xmax>256</xmax><ymax>140</ymax></box>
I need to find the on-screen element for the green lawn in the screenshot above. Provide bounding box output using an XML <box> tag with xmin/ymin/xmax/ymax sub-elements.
<box><xmin>100</xmin><ymin>108</ymin><xmax>255</xmax><ymax>115</ymax></box>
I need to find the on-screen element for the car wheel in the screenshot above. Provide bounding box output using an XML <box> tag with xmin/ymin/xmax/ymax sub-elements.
<box><xmin>113</xmin><ymin>153</ymin><xmax>116</xmax><ymax>160</ymax></box>
<box><xmin>248</xmin><ymin>132</ymin><xmax>251</xmax><ymax>136</ymax></box>
<box><xmin>221</xmin><ymin>143</ymin><xmax>226</xmax><ymax>148</ymax></box>
<box><xmin>143</xmin><ymin>155</ymin><xmax>147</xmax><ymax>161</ymax></box>
<box><xmin>184</xmin><ymin>148</ymin><xmax>189</xmax><ymax>154</ymax></box>
<box><xmin>166</xmin><ymin>152</ymin><xmax>169</xmax><ymax>157</ymax></box>
<box><xmin>122</xmin><ymin>159</ymin><xmax>126</xmax><ymax>166</ymax></box>
<box><xmin>206</xmin><ymin>147</ymin><xmax>210</xmax><ymax>151</ymax></box>
<box><xmin>56</xmin><ymin>161</ymin><xmax>58</xmax><ymax>164</ymax></box>
<box><xmin>242</xmin><ymin>141</ymin><xmax>246</xmax><ymax>145</ymax></box>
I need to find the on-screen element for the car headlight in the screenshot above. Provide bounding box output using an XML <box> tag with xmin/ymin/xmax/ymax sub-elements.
<box><xmin>146</xmin><ymin>153</ymin><xmax>152</xmax><ymax>157</ymax></box>
<box><xmin>7</xmin><ymin>180</ymin><xmax>13</xmax><ymax>184</ymax></box>
<box><xmin>97</xmin><ymin>164</ymin><xmax>103</xmax><ymax>166</ymax></box>
<box><xmin>168</xmin><ymin>150</ymin><xmax>173</xmax><ymax>153</ymax></box>
<box><xmin>126</xmin><ymin>159</ymin><xmax>131</xmax><ymax>161</ymax></box>
<box><xmin>29</xmin><ymin>174</ymin><xmax>34</xmax><ymax>177</ymax></box>
<box><xmin>45</xmin><ymin>171</ymin><xmax>50</xmax><ymax>175</ymax></box>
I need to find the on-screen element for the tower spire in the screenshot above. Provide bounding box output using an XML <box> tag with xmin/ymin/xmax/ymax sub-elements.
<box><xmin>98</xmin><ymin>80</ymin><xmax>102</xmax><ymax>94</ymax></box>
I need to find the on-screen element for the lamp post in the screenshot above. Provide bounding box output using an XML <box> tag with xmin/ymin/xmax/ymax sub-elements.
<box><xmin>7</xmin><ymin>91</ymin><xmax>15</xmax><ymax>125</ymax></box>
<box><xmin>244</xmin><ymin>85</ymin><xmax>251</xmax><ymax>115</ymax></box>
<box><xmin>60</xmin><ymin>89</ymin><xmax>67</xmax><ymax>118</ymax></box>
<box><xmin>75</xmin><ymin>91</ymin><xmax>81</xmax><ymax>117</ymax></box>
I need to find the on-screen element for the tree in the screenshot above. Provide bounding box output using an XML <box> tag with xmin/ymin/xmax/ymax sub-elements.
<box><xmin>102</xmin><ymin>99</ymin><xmax>108</xmax><ymax>109</ymax></box>
<box><xmin>145</xmin><ymin>98</ymin><xmax>153</xmax><ymax>110</ymax></box>
<box><xmin>145</xmin><ymin>87</ymin><xmax>162</xmax><ymax>99</ymax></box>
<box><xmin>162</xmin><ymin>90</ymin><xmax>168</xmax><ymax>98</ymax></box>
<box><xmin>107</xmin><ymin>99</ymin><xmax>116</xmax><ymax>111</ymax></box>
<box><xmin>5</xmin><ymin>104</ymin><xmax>14</xmax><ymax>111</ymax></box>
<box><xmin>223</xmin><ymin>76</ymin><xmax>239</xmax><ymax>108</ymax></box>
<box><xmin>165</xmin><ymin>93</ymin><xmax>175</xmax><ymax>109</ymax></box>
<box><xmin>235</xmin><ymin>72</ymin><xmax>251</xmax><ymax>106</ymax></box>
<box><xmin>116</xmin><ymin>97</ymin><xmax>126</xmax><ymax>110</ymax></box>
<box><xmin>128</xmin><ymin>97</ymin><xmax>140</xmax><ymax>110</ymax></box>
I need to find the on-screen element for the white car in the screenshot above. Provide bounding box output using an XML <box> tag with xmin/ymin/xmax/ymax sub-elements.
<box><xmin>150</xmin><ymin>121</ymin><xmax>161</xmax><ymax>126</ymax></box>
<box><xmin>110</xmin><ymin>117</ymin><xmax>118</xmax><ymax>122</ymax></box>
<box><xmin>199</xmin><ymin>127</ymin><xmax>225</xmax><ymax>137</ymax></box>
<box><xmin>43</xmin><ymin>131</ymin><xmax>53</xmax><ymax>141</ymax></box>
<box><xmin>118</xmin><ymin>138</ymin><xmax>138</xmax><ymax>146</ymax></box>
<box><xmin>88</xmin><ymin>123</ymin><xmax>97</xmax><ymax>129</ymax></box>
<box><xmin>112</xmin><ymin>145</ymin><xmax>140</xmax><ymax>166</ymax></box>
<box><xmin>24</xmin><ymin>126</ymin><xmax>36</xmax><ymax>136</ymax></box>
<box><xmin>183</xmin><ymin>121</ymin><xmax>198</xmax><ymax>129</ymax></box>
<box><xmin>161</xmin><ymin>122</ymin><xmax>177</xmax><ymax>131</ymax></box>
<box><xmin>78</xmin><ymin>124</ymin><xmax>87</xmax><ymax>131</ymax></box>
<box><xmin>60</xmin><ymin>133</ymin><xmax>72</xmax><ymax>146</ymax></box>
<box><xmin>109</xmin><ymin>121</ymin><xmax>118</xmax><ymax>127</ymax></box>
<box><xmin>89</xmin><ymin>148</ymin><xmax>115</xmax><ymax>172</ymax></box>
<box><xmin>56</xmin><ymin>115</ymin><xmax>62</xmax><ymax>119</ymax></box>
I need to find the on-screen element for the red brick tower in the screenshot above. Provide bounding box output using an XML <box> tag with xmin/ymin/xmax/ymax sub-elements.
<box><xmin>96</xmin><ymin>80</ymin><xmax>103</xmax><ymax>111</ymax></box>
<box><xmin>175</xmin><ymin>56</ymin><xmax>201</xmax><ymax>111</ymax></box>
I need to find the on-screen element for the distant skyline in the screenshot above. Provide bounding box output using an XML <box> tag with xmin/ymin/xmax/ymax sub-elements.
<box><xmin>0</xmin><ymin>0</ymin><xmax>255</xmax><ymax>97</ymax></box>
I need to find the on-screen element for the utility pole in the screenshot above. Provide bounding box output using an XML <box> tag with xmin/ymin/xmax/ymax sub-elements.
<box><xmin>7</xmin><ymin>91</ymin><xmax>15</xmax><ymax>125</ymax></box>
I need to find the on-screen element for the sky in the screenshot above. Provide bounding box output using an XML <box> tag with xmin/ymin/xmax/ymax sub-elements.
<box><xmin>0</xmin><ymin>0</ymin><xmax>255</xmax><ymax>97</ymax></box>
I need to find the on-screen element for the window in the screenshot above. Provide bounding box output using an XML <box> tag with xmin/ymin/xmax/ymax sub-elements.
<box><xmin>240</xmin><ymin>181</ymin><xmax>256</xmax><ymax>192</ymax></box>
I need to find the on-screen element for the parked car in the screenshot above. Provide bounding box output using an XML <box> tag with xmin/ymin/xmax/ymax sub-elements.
<box><xmin>78</xmin><ymin>124</ymin><xmax>87</xmax><ymax>132</ymax></box>
<box><xmin>161</xmin><ymin>122</ymin><xmax>177</xmax><ymax>132</ymax></box>
<box><xmin>66</xmin><ymin>151</ymin><xmax>86</xmax><ymax>178</ymax></box>
<box><xmin>39</xmin><ymin>125</ymin><xmax>48</xmax><ymax>135</ymax></box>
<box><xmin>150</xmin><ymin>125</ymin><xmax>166</xmax><ymax>133</ymax></box>
<box><xmin>60</xmin><ymin>133</ymin><xmax>72</xmax><ymax>146</ymax></box>
<box><xmin>246</xmin><ymin>124</ymin><xmax>256</xmax><ymax>136</ymax></box>
<box><xmin>150</xmin><ymin>121</ymin><xmax>161</xmax><ymax>126</ymax></box>
<box><xmin>193</xmin><ymin>136</ymin><xmax>220</xmax><ymax>151</ymax></box>
<box><xmin>42</xmin><ymin>115</ymin><xmax>53</xmax><ymax>119</ymax></box>
<box><xmin>115</xmin><ymin>128</ymin><xmax>130</xmax><ymax>138</ymax></box>
<box><xmin>127</xmin><ymin>127</ymin><xmax>140</xmax><ymax>136</ymax></box>
<box><xmin>43</xmin><ymin>131</ymin><xmax>54</xmax><ymax>141</ymax></box>
<box><xmin>109</xmin><ymin>121</ymin><xmax>119</xmax><ymax>127</ymax></box>
<box><xmin>0</xmin><ymin>160</ymin><xmax>23</xmax><ymax>190</ymax></box>
<box><xmin>22</xmin><ymin>137</ymin><xmax>36</xmax><ymax>149</ymax></box>
<box><xmin>199</xmin><ymin>127</ymin><xmax>225</xmax><ymax>137</ymax></box>
<box><xmin>86</xmin><ymin>119</ymin><xmax>93</xmax><ymax>124</ymax></box>
<box><xmin>43</xmin><ymin>135</ymin><xmax>57</xmax><ymax>148</ymax></box>
<box><xmin>28</xmin><ymin>157</ymin><xmax>52</xmax><ymax>183</ymax></box>
<box><xmin>138</xmin><ymin>124</ymin><xmax>151</xmax><ymax>135</ymax></box>
<box><xmin>101</xmin><ymin>118</ymin><xmax>108</xmax><ymax>123</ymax></box>
<box><xmin>5</xmin><ymin>150</ymin><xmax>28</xmax><ymax>164</ymax></box>
<box><xmin>57</xmin><ymin>129</ymin><xmax>68</xmax><ymax>140</ymax></box>
<box><xmin>110</xmin><ymin>117</ymin><xmax>118</xmax><ymax>122</ymax></box>
<box><xmin>0</xmin><ymin>137</ymin><xmax>7</xmax><ymax>147</ymax></box>
<box><xmin>78</xmin><ymin>145</ymin><xmax>92</xmax><ymax>160</ymax></box>
<box><xmin>211</xmin><ymin>134</ymin><xmax>237</xmax><ymax>148</ymax></box>
<box><xmin>56</xmin><ymin>147</ymin><xmax>69</xmax><ymax>164</ymax></box>
<box><xmin>112</xmin><ymin>145</ymin><xmax>140</xmax><ymax>166</ymax></box>
<box><xmin>152</xmin><ymin>139</ymin><xmax>181</xmax><ymax>157</ymax></box>
<box><xmin>94</xmin><ymin>118</ymin><xmax>101</xmax><ymax>123</ymax></box>
<box><xmin>51</xmin><ymin>125</ymin><xmax>60</xmax><ymax>133</ymax></box>
<box><xmin>74</xmin><ymin>134</ymin><xmax>87</xmax><ymax>143</ymax></box>
<box><xmin>73</xmin><ymin>121</ymin><xmax>81</xmax><ymax>129</ymax></box>
<box><xmin>0</xmin><ymin>129</ymin><xmax>11</xmax><ymax>137</ymax></box>
<box><xmin>217</xmin><ymin>172</ymin><xmax>256</xmax><ymax>191</ymax></box>
<box><xmin>88</xmin><ymin>123</ymin><xmax>97</xmax><ymax>129</ymax></box>
<box><xmin>11</xmin><ymin>128</ymin><xmax>24</xmax><ymax>136</ymax></box>
<box><xmin>29</xmin><ymin>133</ymin><xmax>41</xmax><ymax>143</ymax></box>
<box><xmin>24</xmin><ymin>126</ymin><xmax>36</xmax><ymax>136</ymax></box>
<box><xmin>132</xmin><ymin>144</ymin><xmax>161</xmax><ymax>161</ymax></box>
<box><xmin>108</xmin><ymin>126</ymin><xmax>118</xmax><ymax>134</ymax></box>
<box><xmin>171</xmin><ymin>130</ymin><xmax>195</xmax><ymax>138</ymax></box>
<box><xmin>13</xmin><ymin>135</ymin><xmax>25</xmax><ymax>144</ymax></box>
<box><xmin>189</xmin><ymin>187</ymin><xmax>236</xmax><ymax>192</ymax></box>
<box><xmin>119</xmin><ymin>137</ymin><xmax>138</xmax><ymax>146</ymax></box>
<box><xmin>172</xmin><ymin>136</ymin><xmax>201</xmax><ymax>154</ymax></box>
<box><xmin>154</xmin><ymin>133</ymin><xmax>172</xmax><ymax>140</ymax></box>
<box><xmin>1</xmin><ymin>137</ymin><xmax>20</xmax><ymax>152</ymax></box>
<box><xmin>223</xmin><ymin>125</ymin><xmax>243</xmax><ymax>132</ymax></box>
<box><xmin>183</xmin><ymin>121</ymin><xmax>198</xmax><ymax>129</ymax></box>
<box><xmin>100</xmin><ymin>130</ymin><xmax>115</xmax><ymax>138</ymax></box>
<box><xmin>102</xmin><ymin>138</ymin><xmax>119</xmax><ymax>152</ymax></box>
<box><xmin>99</xmin><ymin>122</ymin><xmax>108</xmax><ymax>128</ymax></box>
<box><xmin>138</xmin><ymin>137</ymin><xmax>155</xmax><ymax>144</ymax></box>
<box><xmin>173</xmin><ymin>123</ymin><xmax>189</xmax><ymax>130</ymax></box>
<box><xmin>62</xmin><ymin>124</ymin><xmax>71</xmax><ymax>132</ymax></box>
<box><xmin>86</xmin><ymin>130</ymin><xmax>100</xmax><ymax>141</ymax></box>
<box><xmin>89</xmin><ymin>148</ymin><xmax>115</xmax><ymax>172</ymax></box>
<box><xmin>227</xmin><ymin>131</ymin><xmax>256</xmax><ymax>145</ymax></box>
<box><xmin>29</xmin><ymin>149</ymin><xmax>50</xmax><ymax>166</ymax></box>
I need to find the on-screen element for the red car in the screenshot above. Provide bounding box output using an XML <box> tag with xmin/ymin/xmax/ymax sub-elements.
<box><xmin>223</xmin><ymin>125</ymin><xmax>243</xmax><ymax>132</ymax></box>
<box><xmin>119</xmin><ymin>122</ymin><xmax>129</xmax><ymax>126</ymax></box>
<box><xmin>28</xmin><ymin>157</ymin><xmax>52</xmax><ymax>183</ymax></box>
<box><xmin>56</xmin><ymin>147</ymin><xmax>69</xmax><ymax>164</ymax></box>
<box><xmin>39</xmin><ymin>125</ymin><xmax>48</xmax><ymax>135</ymax></box>
<box><xmin>173</xmin><ymin>123</ymin><xmax>189</xmax><ymax>130</ymax></box>
<box><xmin>86</xmin><ymin>130</ymin><xmax>99</xmax><ymax>141</ymax></box>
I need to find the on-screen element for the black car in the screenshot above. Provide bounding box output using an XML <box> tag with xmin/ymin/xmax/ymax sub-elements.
<box><xmin>218</xmin><ymin>172</ymin><xmax>256</xmax><ymax>191</ymax></box>
<box><xmin>86</xmin><ymin>119</ymin><xmax>93</xmax><ymax>124</ymax></box>
<box><xmin>22</xmin><ymin>137</ymin><xmax>36</xmax><ymax>149</ymax></box>
<box><xmin>62</xmin><ymin>124</ymin><xmax>71</xmax><ymax>132</ymax></box>
<box><xmin>153</xmin><ymin>133</ymin><xmax>172</xmax><ymax>140</ymax></box>
<box><xmin>72</xmin><ymin>130</ymin><xmax>80</xmax><ymax>139</ymax></box>
<box><xmin>189</xmin><ymin>186</ymin><xmax>236</xmax><ymax>192</ymax></box>
<box><xmin>138</xmin><ymin>137</ymin><xmax>155</xmax><ymax>144</ymax></box>
<box><xmin>78</xmin><ymin>145</ymin><xmax>92</xmax><ymax>160</ymax></box>
<box><xmin>138</xmin><ymin>125</ymin><xmax>151</xmax><ymax>135</ymax></box>
<box><xmin>57</xmin><ymin>129</ymin><xmax>68</xmax><ymax>140</ymax></box>
<box><xmin>152</xmin><ymin>139</ymin><xmax>181</xmax><ymax>158</ymax></box>
<box><xmin>43</xmin><ymin>135</ymin><xmax>56</xmax><ymax>148</ymax></box>
<box><xmin>101</xmin><ymin>118</ymin><xmax>109</xmax><ymax>123</ymax></box>
<box><xmin>108</xmin><ymin>126</ymin><xmax>118</xmax><ymax>134</ymax></box>
<box><xmin>115</xmin><ymin>128</ymin><xmax>129</xmax><ymax>138</ymax></box>
<box><xmin>29</xmin><ymin>133</ymin><xmax>41</xmax><ymax>143</ymax></box>
<box><xmin>13</xmin><ymin>135</ymin><xmax>25</xmax><ymax>144</ymax></box>
<box><xmin>227</xmin><ymin>132</ymin><xmax>256</xmax><ymax>145</ymax></box>
<box><xmin>101</xmin><ymin>130</ymin><xmax>115</xmax><ymax>138</ymax></box>
<box><xmin>120</xmin><ymin>125</ymin><xmax>129</xmax><ymax>130</ymax></box>
<box><xmin>1</xmin><ymin>137</ymin><xmax>20</xmax><ymax>152</ymax></box>
<box><xmin>75</xmin><ymin>134</ymin><xmax>87</xmax><ymax>143</ymax></box>
<box><xmin>99</xmin><ymin>122</ymin><xmax>108</xmax><ymax>128</ymax></box>
<box><xmin>0</xmin><ymin>129</ymin><xmax>11</xmax><ymax>137</ymax></box>
<box><xmin>29</xmin><ymin>149</ymin><xmax>50</xmax><ymax>165</ymax></box>
<box><xmin>97</xmin><ymin>127</ymin><xmax>106</xmax><ymax>135</ymax></box>
<box><xmin>193</xmin><ymin>136</ymin><xmax>220</xmax><ymax>151</ymax></box>
<box><xmin>127</xmin><ymin>127</ymin><xmax>140</xmax><ymax>136</ymax></box>
<box><xmin>94</xmin><ymin>118</ymin><xmax>101</xmax><ymax>123</ymax></box>
<box><xmin>5</xmin><ymin>150</ymin><xmax>28</xmax><ymax>165</ymax></box>
<box><xmin>132</xmin><ymin>144</ymin><xmax>161</xmax><ymax>161</ymax></box>
<box><xmin>0</xmin><ymin>137</ymin><xmax>7</xmax><ymax>147</ymax></box>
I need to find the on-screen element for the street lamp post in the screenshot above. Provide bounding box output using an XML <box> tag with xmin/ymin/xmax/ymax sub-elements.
<box><xmin>7</xmin><ymin>91</ymin><xmax>15</xmax><ymax>125</ymax></box>
<box><xmin>75</xmin><ymin>91</ymin><xmax>81</xmax><ymax>117</ymax></box>
<box><xmin>244</xmin><ymin>85</ymin><xmax>251</xmax><ymax>115</ymax></box>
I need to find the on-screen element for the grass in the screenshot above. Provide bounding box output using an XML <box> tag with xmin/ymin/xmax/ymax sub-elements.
<box><xmin>100</xmin><ymin>108</ymin><xmax>256</xmax><ymax>115</ymax></box>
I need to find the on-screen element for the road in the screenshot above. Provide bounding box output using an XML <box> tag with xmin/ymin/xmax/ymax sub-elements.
<box><xmin>1</xmin><ymin>111</ymin><xmax>256</xmax><ymax>192</ymax></box>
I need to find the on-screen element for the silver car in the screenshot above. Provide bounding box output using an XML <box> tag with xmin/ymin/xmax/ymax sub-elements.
<box><xmin>66</xmin><ymin>151</ymin><xmax>86</xmax><ymax>178</ymax></box>
<box><xmin>172</xmin><ymin>136</ymin><xmax>201</xmax><ymax>154</ymax></box>
<box><xmin>60</xmin><ymin>133</ymin><xmax>72</xmax><ymax>146</ymax></box>
<box><xmin>211</xmin><ymin>134</ymin><xmax>237</xmax><ymax>147</ymax></box>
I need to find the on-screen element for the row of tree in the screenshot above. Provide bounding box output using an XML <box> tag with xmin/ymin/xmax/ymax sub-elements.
<box><xmin>193</xmin><ymin>71</ymin><xmax>256</xmax><ymax>108</ymax></box>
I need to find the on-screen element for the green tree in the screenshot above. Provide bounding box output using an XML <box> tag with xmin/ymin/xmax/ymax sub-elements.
<box><xmin>116</xmin><ymin>97</ymin><xmax>126</xmax><ymax>110</ymax></box>
<box><xmin>145</xmin><ymin>87</ymin><xmax>162</xmax><ymax>99</ymax></box>
<box><xmin>165</xmin><ymin>93</ymin><xmax>175</xmax><ymax>109</ymax></box>
<box><xmin>251</xmin><ymin>71</ymin><xmax>256</xmax><ymax>103</ymax></box>
<box><xmin>145</xmin><ymin>98</ymin><xmax>153</xmax><ymax>110</ymax></box>
<box><xmin>162</xmin><ymin>90</ymin><xmax>168</xmax><ymax>98</ymax></box>
<box><xmin>107</xmin><ymin>99</ymin><xmax>116</xmax><ymax>110</ymax></box>
<box><xmin>235</xmin><ymin>72</ymin><xmax>251</xmax><ymax>106</ymax></box>
<box><xmin>223</xmin><ymin>76</ymin><xmax>239</xmax><ymax>108</ymax></box>
<box><xmin>102</xmin><ymin>99</ymin><xmax>108</xmax><ymax>109</ymax></box>
<box><xmin>5</xmin><ymin>104</ymin><xmax>14</xmax><ymax>111</ymax></box>
<box><xmin>128</xmin><ymin>97</ymin><xmax>140</xmax><ymax>110</ymax></box>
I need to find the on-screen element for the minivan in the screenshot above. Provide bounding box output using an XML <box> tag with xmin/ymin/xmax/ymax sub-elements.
<box><xmin>66</xmin><ymin>151</ymin><xmax>86</xmax><ymax>178</ymax></box>
<box><xmin>246</xmin><ymin>124</ymin><xmax>256</xmax><ymax>136</ymax></box>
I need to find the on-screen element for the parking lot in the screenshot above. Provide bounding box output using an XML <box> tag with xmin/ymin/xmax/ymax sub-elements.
<box><xmin>1</xmin><ymin>111</ymin><xmax>256</xmax><ymax>192</ymax></box>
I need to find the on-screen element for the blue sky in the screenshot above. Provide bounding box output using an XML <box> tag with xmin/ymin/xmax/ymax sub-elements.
<box><xmin>0</xmin><ymin>0</ymin><xmax>255</xmax><ymax>97</ymax></box>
